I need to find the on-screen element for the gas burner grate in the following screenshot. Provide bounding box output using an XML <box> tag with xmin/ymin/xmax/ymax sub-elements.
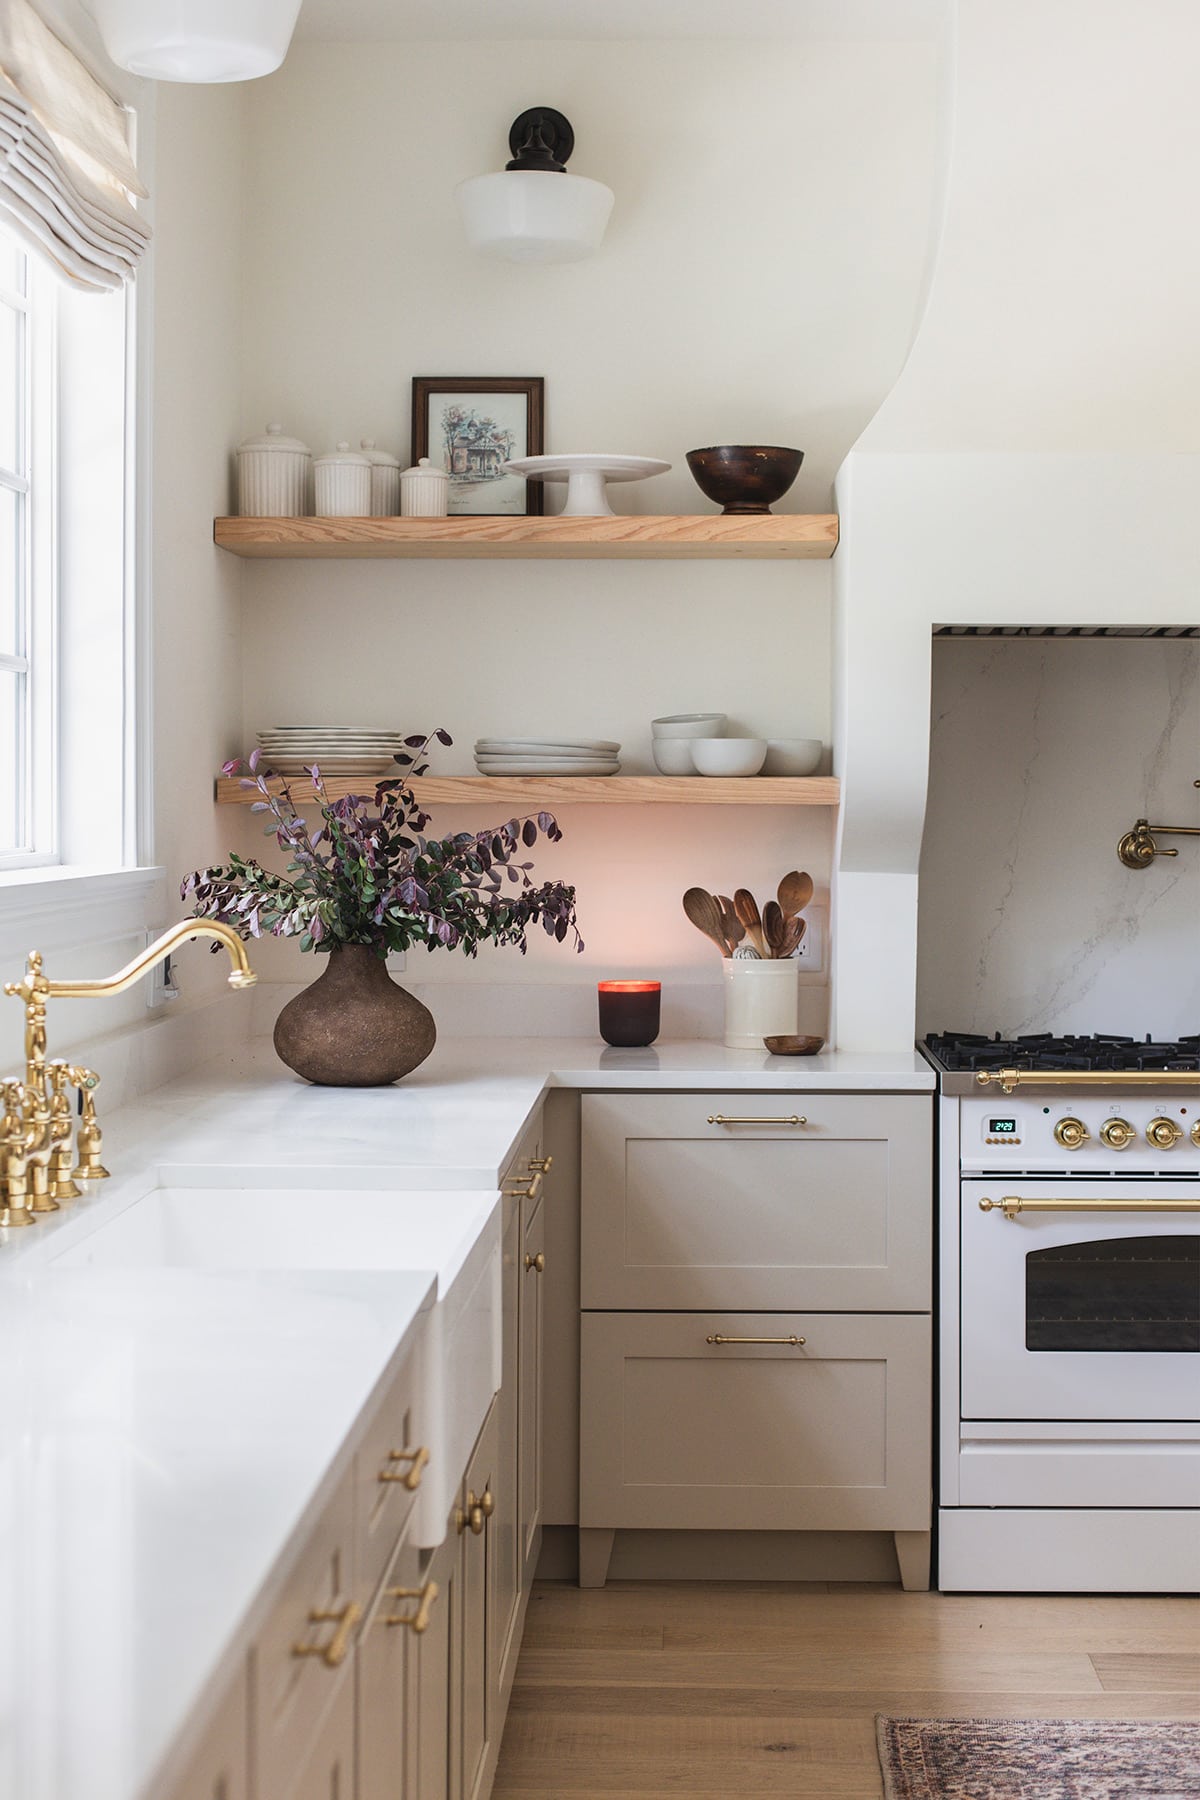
<box><xmin>922</xmin><ymin>1031</ymin><xmax>1200</xmax><ymax>1074</ymax></box>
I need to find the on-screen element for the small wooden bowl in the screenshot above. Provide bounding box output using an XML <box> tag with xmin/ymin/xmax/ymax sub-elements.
<box><xmin>763</xmin><ymin>1034</ymin><xmax>825</xmax><ymax>1056</ymax></box>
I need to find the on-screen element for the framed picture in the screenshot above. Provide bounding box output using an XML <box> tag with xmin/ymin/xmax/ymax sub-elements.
<box><xmin>412</xmin><ymin>376</ymin><xmax>545</xmax><ymax>517</ymax></box>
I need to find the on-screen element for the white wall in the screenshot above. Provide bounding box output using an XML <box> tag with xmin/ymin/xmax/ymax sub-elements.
<box><xmin>226</xmin><ymin>34</ymin><xmax>942</xmax><ymax>1027</ymax></box>
<box><xmin>918</xmin><ymin>637</ymin><xmax>1200</xmax><ymax>1038</ymax></box>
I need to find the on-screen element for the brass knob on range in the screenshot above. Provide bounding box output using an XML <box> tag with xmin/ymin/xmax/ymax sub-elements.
<box><xmin>1192</xmin><ymin>1120</ymin><xmax>1200</xmax><ymax>1148</ymax></box>
<box><xmin>1147</xmin><ymin>1116</ymin><xmax>1184</xmax><ymax>1149</ymax></box>
<box><xmin>1053</xmin><ymin>1116</ymin><xmax>1090</xmax><ymax>1150</ymax></box>
<box><xmin>1099</xmin><ymin>1117</ymin><xmax>1135</xmax><ymax>1150</ymax></box>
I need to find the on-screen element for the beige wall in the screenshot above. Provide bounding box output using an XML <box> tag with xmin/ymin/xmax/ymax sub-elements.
<box><xmin>226</xmin><ymin>34</ymin><xmax>941</xmax><ymax>1008</ymax></box>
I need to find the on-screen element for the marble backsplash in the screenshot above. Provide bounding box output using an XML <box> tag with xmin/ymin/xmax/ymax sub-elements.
<box><xmin>916</xmin><ymin>637</ymin><xmax>1200</xmax><ymax>1040</ymax></box>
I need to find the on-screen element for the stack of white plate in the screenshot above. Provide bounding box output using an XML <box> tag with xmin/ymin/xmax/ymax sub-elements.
<box><xmin>256</xmin><ymin>726</ymin><xmax>409</xmax><ymax>776</ymax></box>
<box><xmin>474</xmin><ymin>737</ymin><xmax>621</xmax><ymax>776</ymax></box>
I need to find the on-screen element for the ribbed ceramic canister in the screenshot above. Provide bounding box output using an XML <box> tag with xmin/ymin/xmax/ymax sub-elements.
<box><xmin>236</xmin><ymin>423</ymin><xmax>311</xmax><ymax>517</ymax></box>
<box><xmin>721</xmin><ymin>959</ymin><xmax>799</xmax><ymax>1050</ymax></box>
<box><xmin>360</xmin><ymin>440</ymin><xmax>401</xmax><ymax>517</ymax></box>
<box><xmin>400</xmin><ymin>456</ymin><xmax>450</xmax><ymax>518</ymax></box>
<box><xmin>314</xmin><ymin>443</ymin><xmax>371</xmax><ymax>516</ymax></box>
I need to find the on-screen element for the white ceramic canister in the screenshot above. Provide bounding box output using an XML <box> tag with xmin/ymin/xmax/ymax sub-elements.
<box><xmin>721</xmin><ymin>958</ymin><xmax>799</xmax><ymax>1050</ymax></box>
<box><xmin>400</xmin><ymin>456</ymin><xmax>450</xmax><ymax>519</ymax></box>
<box><xmin>314</xmin><ymin>442</ymin><xmax>371</xmax><ymax>517</ymax></box>
<box><xmin>236</xmin><ymin>423</ymin><xmax>311</xmax><ymax>517</ymax></box>
<box><xmin>360</xmin><ymin>439</ymin><xmax>401</xmax><ymax>517</ymax></box>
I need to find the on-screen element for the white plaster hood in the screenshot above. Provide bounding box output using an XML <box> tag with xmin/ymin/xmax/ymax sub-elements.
<box><xmin>830</xmin><ymin>0</ymin><xmax>1200</xmax><ymax>1051</ymax></box>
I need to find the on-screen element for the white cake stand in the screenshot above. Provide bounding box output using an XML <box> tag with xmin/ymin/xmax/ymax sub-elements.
<box><xmin>502</xmin><ymin>453</ymin><xmax>671</xmax><ymax>517</ymax></box>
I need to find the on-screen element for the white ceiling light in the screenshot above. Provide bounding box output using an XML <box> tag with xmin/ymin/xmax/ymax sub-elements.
<box><xmin>455</xmin><ymin>108</ymin><xmax>614</xmax><ymax>264</ymax></box>
<box><xmin>90</xmin><ymin>0</ymin><xmax>303</xmax><ymax>82</ymax></box>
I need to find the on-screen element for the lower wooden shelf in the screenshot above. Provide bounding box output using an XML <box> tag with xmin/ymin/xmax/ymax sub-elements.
<box><xmin>215</xmin><ymin>774</ymin><xmax>839</xmax><ymax>808</ymax></box>
<box><xmin>213</xmin><ymin>513</ymin><xmax>838</xmax><ymax>559</ymax></box>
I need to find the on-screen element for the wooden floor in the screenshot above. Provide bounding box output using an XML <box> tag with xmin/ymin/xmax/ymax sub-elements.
<box><xmin>494</xmin><ymin>1581</ymin><xmax>1200</xmax><ymax>1797</ymax></box>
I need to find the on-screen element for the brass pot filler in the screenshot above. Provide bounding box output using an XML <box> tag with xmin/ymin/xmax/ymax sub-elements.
<box><xmin>1117</xmin><ymin>778</ymin><xmax>1200</xmax><ymax>869</ymax></box>
<box><xmin>0</xmin><ymin>920</ymin><xmax>255</xmax><ymax>1231</ymax></box>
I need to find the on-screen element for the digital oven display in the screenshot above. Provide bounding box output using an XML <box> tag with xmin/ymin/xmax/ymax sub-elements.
<box><xmin>989</xmin><ymin>1118</ymin><xmax>1018</xmax><ymax>1135</ymax></box>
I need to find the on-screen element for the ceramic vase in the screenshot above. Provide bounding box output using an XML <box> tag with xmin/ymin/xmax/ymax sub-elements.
<box><xmin>273</xmin><ymin>943</ymin><xmax>436</xmax><ymax>1086</ymax></box>
<box><xmin>721</xmin><ymin>958</ymin><xmax>799</xmax><ymax>1050</ymax></box>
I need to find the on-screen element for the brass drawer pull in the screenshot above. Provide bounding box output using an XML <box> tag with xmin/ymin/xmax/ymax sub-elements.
<box><xmin>379</xmin><ymin>1444</ymin><xmax>429</xmax><ymax>1489</ymax></box>
<box><xmin>292</xmin><ymin>1600</ymin><xmax>362</xmax><ymax>1668</ymax></box>
<box><xmin>524</xmin><ymin>1250</ymin><xmax>545</xmax><ymax>1274</ymax></box>
<box><xmin>383</xmin><ymin>1579</ymin><xmax>439</xmax><ymax>1634</ymax></box>
<box><xmin>706</xmin><ymin>1333</ymin><xmax>806</xmax><ymax>1347</ymax></box>
<box><xmin>980</xmin><ymin>1195</ymin><xmax>1200</xmax><ymax>1221</ymax></box>
<box><xmin>530</xmin><ymin>1155</ymin><xmax>553</xmax><ymax>1172</ymax></box>
<box><xmin>706</xmin><ymin>1114</ymin><xmax>808</xmax><ymax>1126</ymax></box>
<box><xmin>503</xmin><ymin>1168</ymin><xmax>543</xmax><ymax>1202</ymax></box>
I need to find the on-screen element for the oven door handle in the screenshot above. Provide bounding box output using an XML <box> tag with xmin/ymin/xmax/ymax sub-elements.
<box><xmin>980</xmin><ymin>1195</ymin><xmax>1200</xmax><ymax>1221</ymax></box>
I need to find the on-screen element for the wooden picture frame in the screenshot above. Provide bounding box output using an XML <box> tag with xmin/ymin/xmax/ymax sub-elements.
<box><xmin>411</xmin><ymin>376</ymin><xmax>545</xmax><ymax>517</ymax></box>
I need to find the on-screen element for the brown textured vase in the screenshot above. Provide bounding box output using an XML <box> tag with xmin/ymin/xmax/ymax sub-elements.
<box><xmin>273</xmin><ymin>944</ymin><xmax>437</xmax><ymax>1086</ymax></box>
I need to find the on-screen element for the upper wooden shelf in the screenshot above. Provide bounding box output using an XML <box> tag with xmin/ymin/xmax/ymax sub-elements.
<box><xmin>213</xmin><ymin>514</ymin><xmax>839</xmax><ymax>561</ymax></box>
<box><xmin>216</xmin><ymin>774</ymin><xmax>840</xmax><ymax>808</ymax></box>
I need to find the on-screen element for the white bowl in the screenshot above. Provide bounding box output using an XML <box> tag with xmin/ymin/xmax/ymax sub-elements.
<box><xmin>690</xmin><ymin>737</ymin><xmax>767</xmax><ymax>777</ymax></box>
<box><xmin>652</xmin><ymin>740</ymin><xmax>696</xmax><ymax>775</ymax></box>
<box><xmin>651</xmin><ymin>712</ymin><xmax>727</xmax><ymax>739</ymax></box>
<box><xmin>763</xmin><ymin>737</ymin><xmax>823</xmax><ymax>776</ymax></box>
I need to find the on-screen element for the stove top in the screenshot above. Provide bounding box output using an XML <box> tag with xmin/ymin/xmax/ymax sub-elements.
<box><xmin>923</xmin><ymin>1031</ymin><xmax>1200</xmax><ymax>1075</ymax></box>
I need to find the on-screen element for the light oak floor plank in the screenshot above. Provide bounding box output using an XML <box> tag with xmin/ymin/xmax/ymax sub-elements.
<box><xmin>493</xmin><ymin>1582</ymin><xmax>1200</xmax><ymax>1800</ymax></box>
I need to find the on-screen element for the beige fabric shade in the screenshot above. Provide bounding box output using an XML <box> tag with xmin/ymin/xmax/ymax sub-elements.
<box><xmin>0</xmin><ymin>0</ymin><xmax>149</xmax><ymax>290</ymax></box>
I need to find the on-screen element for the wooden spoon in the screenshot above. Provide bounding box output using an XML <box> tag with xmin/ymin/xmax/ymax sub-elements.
<box><xmin>716</xmin><ymin>895</ymin><xmax>745</xmax><ymax>954</ymax></box>
<box><xmin>763</xmin><ymin>899</ymin><xmax>788</xmax><ymax>958</ymax></box>
<box><xmin>778</xmin><ymin>869</ymin><xmax>814</xmax><ymax>917</ymax></box>
<box><xmin>777</xmin><ymin>915</ymin><xmax>806</xmax><ymax>958</ymax></box>
<box><xmin>733</xmin><ymin>889</ymin><xmax>767</xmax><ymax>958</ymax></box>
<box><xmin>682</xmin><ymin>887</ymin><xmax>731</xmax><ymax>957</ymax></box>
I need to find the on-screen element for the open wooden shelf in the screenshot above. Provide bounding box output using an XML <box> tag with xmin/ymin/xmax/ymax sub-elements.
<box><xmin>213</xmin><ymin>514</ymin><xmax>839</xmax><ymax>560</ymax></box>
<box><xmin>216</xmin><ymin>774</ymin><xmax>840</xmax><ymax>808</ymax></box>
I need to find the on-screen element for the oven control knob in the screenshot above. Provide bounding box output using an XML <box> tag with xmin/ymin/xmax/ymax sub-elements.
<box><xmin>1192</xmin><ymin>1121</ymin><xmax>1200</xmax><ymax>1148</ymax></box>
<box><xmin>1146</xmin><ymin>1116</ymin><xmax>1184</xmax><ymax>1149</ymax></box>
<box><xmin>1099</xmin><ymin>1117</ymin><xmax>1135</xmax><ymax>1150</ymax></box>
<box><xmin>1053</xmin><ymin>1116</ymin><xmax>1090</xmax><ymax>1150</ymax></box>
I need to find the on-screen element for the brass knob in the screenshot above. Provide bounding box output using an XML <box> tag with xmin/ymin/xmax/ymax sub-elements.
<box><xmin>524</xmin><ymin>1251</ymin><xmax>545</xmax><ymax>1274</ymax></box>
<box><xmin>457</xmin><ymin>1489</ymin><xmax>489</xmax><ymax>1535</ymax></box>
<box><xmin>1192</xmin><ymin>1121</ymin><xmax>1200</xmax><ymax>1148</ymax></box>
<box><xmin>1099</xmin><ymin>1117</ymin><xmax>1135</xmax><ymax>1150</ymax></box>
<box><xmin>1147</xmin><ymin>1116</ymin><xmax>1184</xmax><ymax>1149</ymax></box>
<box><xmin>1053</xmin><ymin>1116</ymin><xmax>1090</xmax><ymax>1150</ymax></box>
<box><xmin>478</xmin><ymin>1487</ymin><xmax>495</xmax><ymax>1519</ymax></box>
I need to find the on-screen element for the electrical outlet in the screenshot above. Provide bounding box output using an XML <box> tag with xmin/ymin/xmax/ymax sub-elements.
<box><xmin>793</xmin><ymin>907</ymin><xmax>825</xmax><ymax>971</ymax></box>
<box><xmin>386</xmin><ymin>950</ymin><xmax>407</xmax><ymax>975</ymax></box>
<box><xmin>146</xmin><ymin>946</ymin><xmax>180</xmax><ymax>1009</ymax></box>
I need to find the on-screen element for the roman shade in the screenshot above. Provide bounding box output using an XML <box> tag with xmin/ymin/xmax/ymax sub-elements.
<box><xmin>0</xmin><ymin>0</ymin><xmax>149</xmax><ymax>290</ymax></box>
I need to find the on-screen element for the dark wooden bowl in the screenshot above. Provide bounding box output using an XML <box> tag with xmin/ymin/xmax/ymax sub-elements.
<box><xmin>685</xmin><ymin>445</ymin><xmax>804</xmax><ymax>515</ymax></box>
<box><xmin>763</xmin><ymin>1034</ymin><xmax>825</xmax><ymax>1056</ymax></box>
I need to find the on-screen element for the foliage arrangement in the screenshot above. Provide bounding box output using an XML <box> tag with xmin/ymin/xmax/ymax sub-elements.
<box><xmin>183</xmin><ymin>732</ymin><xmax>583</xmax><ymax>960</ymax></box>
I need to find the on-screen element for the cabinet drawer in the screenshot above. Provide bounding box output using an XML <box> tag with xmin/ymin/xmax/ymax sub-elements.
<box><xmin>357</xmin><ymin>1335</ymin><xmax>427</xmax><ymax>1600</ymax></box>
<box><xmin>582</xmin><ymin>1093</ymin><xmax>931</xmax><ymax>1311</ymax></box>
<box><xmin>253</xmin><ymin>1463</ymin><xmax>358</xmax><ymax>1800</ymax></box>
<box><xmin>580</xmin><ymin>1311</ymin><xmax>930</xmax><ymax>1533</ymax></box>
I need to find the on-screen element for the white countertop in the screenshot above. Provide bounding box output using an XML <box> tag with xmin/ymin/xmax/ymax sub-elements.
<box><xmin>0</xmin><ymin>1032</ymin><xmax>933</xmax><ymax>1799</ymax></box>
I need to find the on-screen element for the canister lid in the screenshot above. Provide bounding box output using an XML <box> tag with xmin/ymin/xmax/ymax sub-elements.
<box><xmin>315</xmin><ymin>441</ymin><xmax>371</xmax><ymax>467</ymax></box>
<box><xmin>360</xmin><ymin>439</ymin><xmax>401</xmax><ymax>468</ymax></box>
<box><xmin>400</xmin><ymin>455</ymin><xmax>449</xmax><ymax>483</ymax></box>
<box><xmin>237</xmin><ymin>422</ymin><xmax>311</xmax><ymax>456</ymax></box>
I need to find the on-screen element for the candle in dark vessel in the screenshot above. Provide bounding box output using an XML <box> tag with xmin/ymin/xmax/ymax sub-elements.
<box><xmin>597</xmin><ymin>980</ymin><xmax>661</xmax><ymax>1047</ymax></box>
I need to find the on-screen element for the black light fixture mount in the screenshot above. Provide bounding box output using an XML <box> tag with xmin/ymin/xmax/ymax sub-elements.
<box><xmin>506</xmin><ymin>108</ymin><xmax>575</xmax><ymax>174</ymax></box>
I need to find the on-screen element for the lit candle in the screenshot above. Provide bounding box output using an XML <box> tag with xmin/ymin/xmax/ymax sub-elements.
<box><xmin>597</xmin><ymin>980</ymin><xmax>661</xmax><ymax>1048</ymax></box>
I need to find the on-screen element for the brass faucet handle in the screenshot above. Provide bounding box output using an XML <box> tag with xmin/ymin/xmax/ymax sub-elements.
<box><xmin>47</xmin><ymin>1062</ymin><xmax>82</xmax><ymax>1201</ymax></box>
<box><xmin>68</xmin><ymin>1067</ymin><xmax>109</xmax><ymax>1182</ymax></box>
<box><xmin>0</xmin><ymin>1081</ymin><xmax>35</xmax><ymax>1227</ymax></box>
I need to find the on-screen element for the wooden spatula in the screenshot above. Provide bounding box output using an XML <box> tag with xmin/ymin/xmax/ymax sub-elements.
<box><xmin>683</xmin><ymin>887</ymin><xmax>730</xmax><ymax>957</ymax></box>
<box><xmin>777</xmin><ymin>869</ymin><xmax>814</xmax><ymax>917</ymax></box>
<box><xmin>733</xmin><ymin>889</ymin><xmax>768</xmax><ymax>958</ymax></box>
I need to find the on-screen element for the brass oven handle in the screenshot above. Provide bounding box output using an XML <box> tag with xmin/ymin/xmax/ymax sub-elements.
<box><xmin>976</xmin><ymin>1069</ymin><xmax>1200</xmax><ymax>1095</ymax></box>
<box><xmin>292</xmin><ymin>1600</ymin><xmax>362</xmax><ymax>1668</ymax></box>
<box><xmin>383</xmin><ymin>1579</ymin><xmax>439</xmax><ymax>1634</ymax></box>
<box><xmin>706</xmin><ymin>1333</ymin><xmax>806</xmax><ymax>1347</ymax></box>
<box><xmin>706</xmin><ymin>1114</ymin><xmax>808</xmax><ymax>1126</ymax></box>
<box><xmin>980</xmin><ymin>1195</ymin><xmax>1200</xmax><ymax>1221</ymax></box>
<box><xmin>379</xmin><ymin>1444</ymin><xmax>429</xmax><ymax>1489</ymax></box>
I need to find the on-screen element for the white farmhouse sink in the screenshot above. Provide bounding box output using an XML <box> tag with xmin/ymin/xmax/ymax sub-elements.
<box><xmin>53</xmin><ymin>1186</ymin><xmax>501</xmax><ymax>1546</ymax></box>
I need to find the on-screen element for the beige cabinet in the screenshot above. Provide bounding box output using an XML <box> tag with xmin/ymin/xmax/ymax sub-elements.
<box><xmin>579</xmin><ymin>1091</ymin><xmax>933</xmax><ymax>1591</ymax></box>
<box><xmin>286</xmin><ymin>1666</ymin><xmax>357</xmax><ymax>1800</ymax></box>
<box><xmin>459</xmin><ymin>1398</ymin><xmax>501</xmax><ymax>1800</ymax></box>
<box><xmin>357</xmin><ymin>1525</ymin><xmax>429</xmax><ymax>1800</ymax></box>
<box><xmin>582</xmin><ymin>1093</ymin><xmax>931</xmax><ymax>1312</ymax></box>
<box><xmin>411</xmin><ymin>1511</ymin><xmax>461</xmax><ymax>1800</ymax></box>
<box><xmin>165</xmin><ymin>1671</ymin><xmax>249</xmax><ymax>1800</ymax></box>
<box><xmin>518</xmin><ymin>1179</ymin><xmax>545</xmax><ymax>1590</ymax></box>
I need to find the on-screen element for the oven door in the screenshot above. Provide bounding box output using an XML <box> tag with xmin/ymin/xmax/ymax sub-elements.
<box><xmin>961</xmin><ymin>1179</ymin><xmax>1200</xmax><ymax>1421</ymax></box>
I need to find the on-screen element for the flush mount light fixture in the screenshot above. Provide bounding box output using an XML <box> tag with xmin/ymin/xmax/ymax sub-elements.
<box><xmin>455</xmin><ymin>108</ymin><xmax>614</xmax><ymax>264</ymax></box>
<box><xmin>90</xmin><ymin>0</ymin><xmax>303</xmax><ymax>82</ymax></box>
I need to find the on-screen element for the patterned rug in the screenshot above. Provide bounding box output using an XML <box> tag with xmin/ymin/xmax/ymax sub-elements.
<box><xmin>876</xmin><ymin>1716</ymin><xmax>1200</xmax><ymax>1800</ymax></box>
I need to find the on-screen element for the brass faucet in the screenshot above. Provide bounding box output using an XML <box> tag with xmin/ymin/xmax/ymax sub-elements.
<box><xmin>0</xmin><ymin>920</ymin><xmax>255</xmax><ymax>1230</ymax></box>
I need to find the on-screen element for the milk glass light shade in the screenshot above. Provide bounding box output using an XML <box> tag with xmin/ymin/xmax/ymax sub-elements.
<box><xmin>456</xmin><ymin>108</ymin><xmax>614</xmax><ymax>264</ymax></box>
<box><xmin>91</xmin><ymin>0</ymin><xmax>303</xmax><ymax>81</ymax></box>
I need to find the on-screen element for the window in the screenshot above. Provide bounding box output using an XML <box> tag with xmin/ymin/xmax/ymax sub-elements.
<box><xmin>0</xmin><ymin>219</ymin><xmax>136</xmax><ymax>879</ymax></box>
